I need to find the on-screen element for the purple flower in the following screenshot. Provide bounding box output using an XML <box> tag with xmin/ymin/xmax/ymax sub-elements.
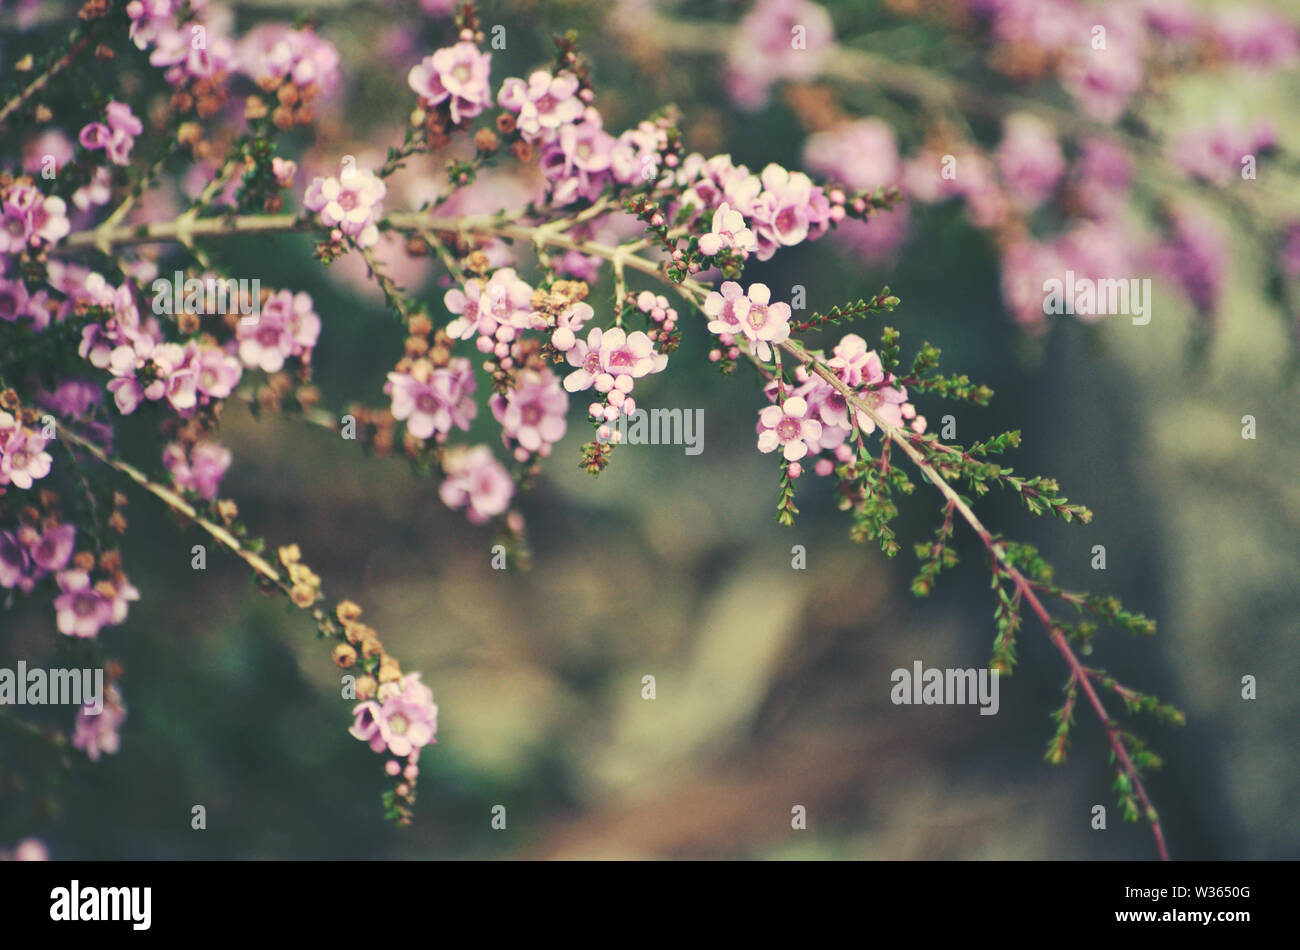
<box><xmin>237</xmin><ymin>23</ymin><xmax>341</xmax><ymax>96</ymax></box>
<box><xmin>0</xmin><ymin>423</ymin><xmax>53</xmax><ymax>490</ymax></box>
<box><xmin>0</xmin><ymin>530</ymin><xmax>32</xmax><ymax>591</ymax></box>
<box><xmin>303</xmin><ymin>167</ymin><xmax>386</xmax><ymax>248</ymax></box>
<box><xmin>72</xmin><ymin>684</ymin><xmax>126</xmax><ymax>762</ymax></box>
<box><xmin>386</xmin><ymin>358</ymin><xmax>478</xmax><ymax>441</ymax></box>
<box><xmin>704</xmin><ymin>281</ymin><xmax>791</xmax><ymax>362</ymax></box>
<box><xmin>995</xmin><ymin>113</ymin><xmax>1066</xmax><ymax>208</ymax></box>
<box><xmin>408</xmin><ymin>41</ymin><xmax>492</xmax><ymax>125</ymax></box>
<box><xmin>757</xmin><ymin>396</ymin><xmax>822</xmax><ymax>462</ymax></box>
<box><xmin>1072</xmin><ymin>137</ymin><xmax>1134</xmax><ymax>219</ymax></box>
<box><xmin>350</xmin><ymin>673</ymin><xmax>439</xmax><ymax>758</ymax></box>
<box><xmin>438</xmin><ymin>444</ymin><xmax>514</xmax><ymax>523</ymax></box>
<box><xmin>497</xmin><ymin>70</ymin><xmax>583</xmax><ymax>143</ymax></box>
<box><xmin>724</xmin><ymin>0</ymin><xmax>835</xmax><ymax>110</ymax></box>
<box><xmin>1212</xmin><ymin>7</ymin><xmax>1300</xmax><ymax>69</ymax></box>
<box><xmin>53</xmin><ymin>570</ymin><xmax>113</xmax><ymax>638</ymax></box>
<box><xmin>236</xmin><ymin>291</ymin><xmax>320</xmax><ymax>372</ymax></box>
<box><xmin>490</xmin><ymin>368</ymin><xmax>569</xmax><ymax>456</ymax></box>
<box><xmin>1147</xmin><ymin>206</ymin><xmax>1227</xmax><ymax>318</ymax></box>
<box><xmin>163</xmin><ymin>441</ymin><xmax>232</xmax><ymax>500</ymax></box>
<box><xmin>30</xmin><ymin>523</ymin><xmax>75</xmax><ymax>574</ymax></box>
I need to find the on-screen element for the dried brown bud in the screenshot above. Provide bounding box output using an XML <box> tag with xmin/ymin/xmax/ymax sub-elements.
<box><xmin>176</xmin><ymin>122</ymin><xmax>202</xmax><ymax>147</ymax></box>
<box><xmin>355</xmin><ymin>675</ymin><xmax>378</xmax><ymax>700</ymax></box>
<box><xmin>474</xmin><ymin>128</ymin><xmax>499</xmax><ymax>154</ymax></box>
<box><xmin>295</xmin><ymin>385</ymin><xmax>321</xmax><ymax>409</ymax></box>
<box><xmin>332</xmin><ymin>643</ymin><xmax>358</xmax><ymax>668</ymax></box>
<box><xmin>407</xmin><ymin>314</ymin><xmax>433</xmax><ymax>338</ymax></box>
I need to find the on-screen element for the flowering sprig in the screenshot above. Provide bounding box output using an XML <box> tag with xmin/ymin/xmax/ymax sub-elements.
<box><xmin>0</xmin><ymin>1</ymin><xmax>1191</xmax><ymax>858</ymax></box>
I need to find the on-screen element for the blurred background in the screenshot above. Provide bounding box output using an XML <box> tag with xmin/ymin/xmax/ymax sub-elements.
<box><xmin>3</xmin><ymin>0</ymin><xmax>1299</xmax><ymax>859</ymax></box>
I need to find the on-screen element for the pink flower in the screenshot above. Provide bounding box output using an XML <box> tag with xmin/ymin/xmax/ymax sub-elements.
<box><xmin>386</xmin><ymin>358</ymin><xmax>478</xmax><ymax>440</ymax></box>
<box><xmin>611</xmin><ymin>120</ymin><xmax>668</xmax><ymax>185</ymax></box>
<box><xmin>757</xmin><ymin>396</ymin><xmax>822</xmax><ymax>461</ymax></box>
<box><xmin>29</xmin><ymin>195</ymin><xmax>70</xmax><ymax>246</ymax></box>
<box><xmin>541</xmin><ymin>115</ymin><xmax>617</xmax><ymax>205</ymax></box>
<box><xmin>444</xmin><ymin>268</ymin><xmax>533</xmax><ymax>340</ymax></box>
<box><xmin>0</xmin><ymin>423</ymin><xmax>53</xmax><ymax>489</ymax></box>
<box><xmin>707</xmin><ymin>282</ymin><xmax>791</xmax><ymax>361</ymax></box>
<box><xmin>0</xmin><ymin>205</ymin><xmax>33</xmax><ymax>254</ymax></box>
<box><xmin>1170</xmin><ymin>116</ymin><xmax>1276</xmax><ymax>186</ymax></box>
<box><xmin>547</xmin><ymin>301</ymin><xmax>594</xmax><ymax>351</ymax></box>
<box><xmin>80</xmin><ymin>102</ymin><xmax>142</xmax><ymax>165</ymax></box>
<box><xmin>703</xmin><ymin>280</ymin><xmax>749</xmax><ymax>337</ymax></box>
<box><xmin>498</xmin><ymin>70</ymin><xmax>583</xmax><ymax>142</ymax></box>
<box><xmin>236</xmin><ymin>290</ymin><xmax>320</xmax><ymax>372</ymax></box>
<box><xmin>995</xmin><ymin>113</ymin><xmax>1066</xmax><ymax>208</ymax></box>
<box><xmin>237</xmin><ymin>23</ymin><xmax>341</xmax><ymax>96</ymax></box>
<box><xmin>563</xmin><ymin>327</ymin><xmax>664</xmax><ymax>393</ymax></box>
<box><xmin>698</xmin><ymin>202</ymin><xmax>757</xmax><ymax>257</ymax></box>
<box><xmin>195</xmin><ymin>347</ymin><xmax>243</xmax><ymax>400</ymax></box>
<box><xmin>438</xmin><ymin>444</ymin><xmax>514</xmax><ymax>523</ymax></box>
<box><xmin>163</xmin><ymin>441</ymin><xmax>232</xmax><ymax>500</ymax></box>
<box><xmin>29</xmin><ymin>522</ymin><xmax>76</xmax><ymax>574</ymax></box>
<box><xmin>72</xmin><ymin>166</ymin><xmax>112</xmax><ymax>211</ymax></box>
<box><xmin>72</xmin><ymin>684</ymin><xmax>126</xmax><ymax>762</ymax></box>
<box><xmin>804</xmin><ymin>118</ymin><xmax>900</xmax><ymax>193</ymax></box>
<box><xmin>1071</xmin><ymin>137</ymin><xmax>1133</xmax><ymax>220</ymax></box>
<box><xmin>303</xmin><ymin>166</ymin><xmax>386</xmax><ymax>247</ymax></box>
<box><xmin>350</xmin><ymin>673</ymin><xmax>438</xmax><ymax>758</ymax></box>
<box><xmin>1212</xmin><ymin>7</ymin><xmax>1300</xmax><ymax>69</ymax></box>
<box><xmin>10</xmin><ymin>838</ymin><xmax>50</xmax><ymax>861</ymax></box>
<box><xmin>53</xmin><ymin>570</ymin><xmax>113</xmax><ymax>638</ymax></box>
<box><xmin>1060</xmin><ymin>15</ymin><xmax>1146</xmax><ymax>123</ymax></box>
<box><xmin>0</xmin><ymin>531</ymin><xmax>31</xmax><ymax>591</ymax></box>
<box><xmin>490</xmin><ymin>368</ymin><xmax>569</xmax><ymax>456</ymax></box>
<box><xmin>725</xmin><ymin>0</ymin><xmax>835</xmax><ymax>110</ymax></box>
<box><xmin>0</xmin><ymin>278</ymin><xmax>30</xmax><ymax>323</ymax></box>
<box><xmin>408</xmin><ymin>41</ymin><xmax>492</xmax><ymax>125</ymax></box>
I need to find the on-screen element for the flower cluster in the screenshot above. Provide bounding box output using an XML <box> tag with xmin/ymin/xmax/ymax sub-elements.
<box><xmin>1</xmin><ymin>179</ymin><xmax>70</xmax><ymax>255</ymax></box>
<box><xmin>758</xmin><ymin>333</ymin><xmax>924</xmax><ymax>476</ymax></box>
<box><xmin>385</xmin><ymin>357</ymin><xmax>478</xmax><ymax>441</ymax></box>
<box><xmin>438</xmin><ymin>444</ymin><xmax>514</xmax><ymax>524</ymax></box>
<box><xmin>349</xmin><ymin>672</ymin><xmax>439</xmax><ymax>759</ymax></box>
<box><xmin>78</xmin><ymin>102</ymin><xmax>144</xmax><ymax>167</ymax></box>
<box><xmin>72</xmin><ymin>685</ymin><xmax>127</xmax><ymax>763</ymax></box>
